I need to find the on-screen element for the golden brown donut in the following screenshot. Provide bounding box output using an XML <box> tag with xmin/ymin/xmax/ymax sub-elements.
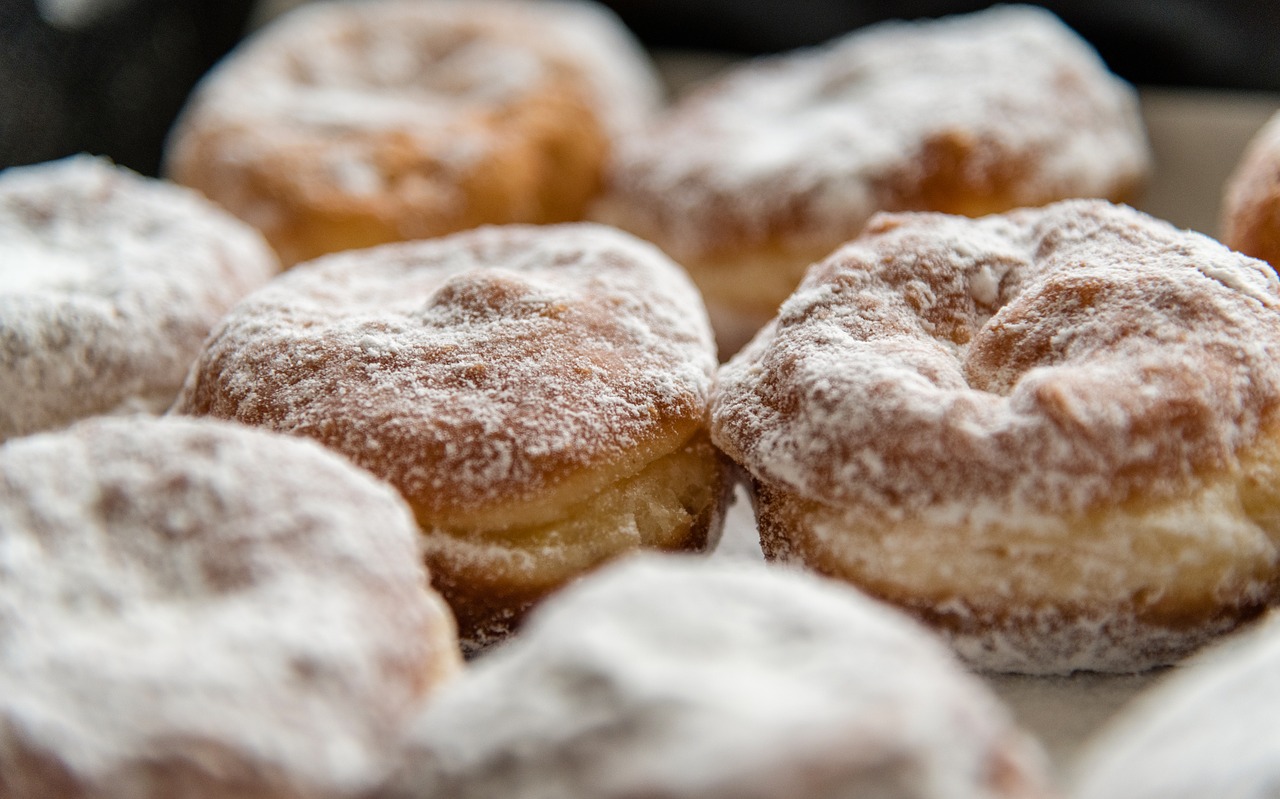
<box><xmin>711</xmin><ymin>199</ymin><xmax>1280</xmax><ymax>674</ymax></box>
<box><xmin>173</xmin><ymin>223</ymin><xmax>730</xmax><ymax>653</ymax></box>
<box><xmin>1223</xmin><ymin>110</ymin><xmax>1280</xmax><ymax>272</ymax></box>
<box><xmin>165</xmin><ymin>0</ymin><xmax>661</xmax><ymax>266</ymax></box>
<box><xmin>593</xmin><ymin>5</ymin><xmax>1150</xmax><ymax>355</ymax></box>
<box><xmin>0</xmin><ymin>416</ymin><xmax>460</xmax><ymax>798</ymax></box>
<box><xmin>0</xmin><ymin>155</ymin><xmax>277</xmax><ymax>442</ymax></box>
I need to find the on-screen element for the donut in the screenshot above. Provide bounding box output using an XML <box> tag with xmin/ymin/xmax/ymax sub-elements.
<box><xmin>1071</xmin><ymin>615</ymin><xmax>1280</xmax><ymax>799</ymax></box>
<box><xmin>376</xmin><ymin>554</ymin><xmax>1053</xmax><ymax>799</ymax></box>
<box><xmin>1223</xmin><ymin>110</ymin><xmax>1280</xmax><ymax>272</ymax></box>
<box><xmin>165</xmin><ymin>0</ymin><xmax>662</xmax><ymax>267</ymax></box>
<box><xmin>592</xmin><ymin>5</ymin><xmax>1150</xmax><ymax>355</ymax></box>
<box><xmin>0</xmin><ymin>416</ymin><xmax>461</xmax><ymax>798</ymax></box>
<box><xmin>0</xmin><ymin>155</ymin><xmax>277</xmax><ymax>442</ymax></box>
<box><xmin>710</xmin><ymin>199</ymin><xmax>1280</xmax><ymax>674</ymax></box>
<box><xmin>172</xmin><ymin>223</ymin><xmax>729</xmax><ymax>653</ymax></box>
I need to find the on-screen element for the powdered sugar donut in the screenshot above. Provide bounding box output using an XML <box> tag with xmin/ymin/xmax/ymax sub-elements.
<box><xmin>1071</xmin><ymin>614</ymin><xmax>1280</xmax><ymax>799</ymax></box>
<box><xmin>378</xmin><ymin>555</ymin><xmax>1053</xmax><ymax>799</ymax></box>
<box><xmin>173</xmin><ymin>223</ymin><xmax>728</xmax><ymax>653</ymax></box>
<box><xmin>594</xmin><ymin>5</ymin><xmax>1149</xmax><ymax>354</ymax></box>
<box><xmin>0</xmin><ymin>155</ymin><xmax>277</xmax><ymax>442</ymax></box>
<box><xmin>166</xmin><ymin>0</ymin><xmax>661</xmax><ymax>266</ymax></box>
<box><xmin>1223</xmin><ymin>109</ymin><xmax>1280</xmax><ymax>272</ymax></box>
<box><xmin>0</xmin><ymin>416</ymin><xmax>460</xmax><ymax>798</ymax></box>
<box><xmin>711</xmin><ymin>199</ymin><xmax>1280</xmax><ymax>674</ymax></box>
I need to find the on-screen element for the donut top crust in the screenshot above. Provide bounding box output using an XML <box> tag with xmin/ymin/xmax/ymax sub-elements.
<box><xmin>169</xmin><ymin>0</ymin><xmax>659</xmax><ymax>205</ymax></box>
<box><xmin>0</xmin><ymin>155</ymin><xmax>278</xmax><ymax>440</ymax></box>
<box><xmin>712</xmin><ymin>200</ymin><xmax>1280</xmax><ymax>518</ymax></box>
<box><xmin>175</xmin><ymin>224</ymin><xmax>716</xmax><ymax>522</ymax></box>
<box><xmin>0</xmin><ymin>416</ymin><xmax>459</xmax><ymax>797</ymax></box>
<box><xmin>598</xmin><ymin>5</ymin><xmax>1148</xmax><ymax>263</ymax></box>
<box><xmin>382</xmin><ymin>555</ymin><xmax>1050</xmax><ymax>799</ymax></box>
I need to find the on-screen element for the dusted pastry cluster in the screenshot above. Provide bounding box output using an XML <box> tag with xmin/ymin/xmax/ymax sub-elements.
<box><xmin>3</xmin><ymin>0</ymin><xmax>1280</xmax><ymax>797</ymax></box>
<box><xmin>172</xmin><ymin>223</ymin><xmax>730</xmax><ymax>652</ymax></box>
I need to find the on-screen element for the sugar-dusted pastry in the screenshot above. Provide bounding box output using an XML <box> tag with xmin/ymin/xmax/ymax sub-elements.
<box><xmin>378</xmin><ymin>555</ymin><xmax>1052</xmax><ymax>799</ymax></box>
<box><xmin>594</xmin><ymin>5</ymin><xmax>1149</xmax><ymax>354</ymax></box>
<box><xmin>712</xmin><ymin>199</ymin><xmax>1280</xmax><ymax>674</ymax></box>
<box><xmin>166</xmin><ymin>0</ymin><xmax>661</xmax><ymax>266</ymax></box>
<box><xmin>0</xmin><ymin>416</ymin><xmax>460</xmax><ymax>798</ymax></box>
<box><xmin>0</xmin><ymin>155</ymin><xmax>277</xmax><ymax>442</ymax></box>
<box><xmin>173</xmin><ymin>223</ymin><xmax>729</xmax><ymax>653</ymax></box>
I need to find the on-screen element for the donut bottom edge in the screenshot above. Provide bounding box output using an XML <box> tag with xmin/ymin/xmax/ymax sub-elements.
<box><xmin>747</xmin><ymin>462</ymin><xmax>1280</xmax><ymax>675</ymax></box>
<box><xmin>419</xmin><ymin>431</ymin><xmax>734</xmax><ymax>656</ymax></box>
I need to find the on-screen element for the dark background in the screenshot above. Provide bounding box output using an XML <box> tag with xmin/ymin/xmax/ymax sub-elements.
<box><xmin>3</xmin><ymin>0</ymin><xmax>1279</xmax><ymax>176</ymax></box>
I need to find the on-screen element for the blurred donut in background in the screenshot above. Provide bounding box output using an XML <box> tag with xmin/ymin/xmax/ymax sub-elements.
<box><xmin>4</xmin><ymin>0</ymin><xmax>1280</xmax><ymax>176</ymax></box>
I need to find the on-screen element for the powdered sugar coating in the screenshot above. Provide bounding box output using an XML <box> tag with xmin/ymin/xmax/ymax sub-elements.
<box><xmin>714</xmin><ymin>200</ymin><xmax>1280</xmax><ymax>515</ymax></box>
<box><xmin>174</xmin><ymin>223</ymin><xmax>716</xmax><ymax>519</ymax></box>
<box><xmin>0</xmin><ymin>416</ymin><xmax>460</xmax><ymax>798</ymax></box>
<box><xmin>596</xmin><ymin>5</ymin><xmax>1148</xmax><ymax>263</ymax></box>
<box><xmin>379</xmin><ymin>555</ymin><xmax>1052</xmax><ymax>799</ymax></box>
<box><xmin>1071</xmin><ymin>614</ymin><xmax>1280</xmax><ymax>799</ymax></box>
<box><xmin>0</xmin><ymin>155</ymin><xmax>278</xmax><ymax>442</ymax></box>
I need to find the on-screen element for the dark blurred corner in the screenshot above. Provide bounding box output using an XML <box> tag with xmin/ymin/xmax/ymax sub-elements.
<box><xmin>0</xmin><ymin>0</ymin><xmax>253</xmax><ymax>176</ymax></box>
<box><xmin>2</xmin><ymin>0</ymin><xmax>1279</xmax><ymax>176</ymax></box>
<box><xmin>598</xmin><ymin>0</ymin><xmax>1280</xmax><ymax>92</ymax></box>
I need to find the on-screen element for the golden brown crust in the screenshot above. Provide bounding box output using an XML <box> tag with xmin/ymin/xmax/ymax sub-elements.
<box><xmin>1224</xmin><ymin>110</ymin><xmax>1280</xmax><ymax>271</ymax></box>
<box><xmin>166</xmin><ymin>0</ymin><xmax>659</xmax><ymax>266</ymax></box>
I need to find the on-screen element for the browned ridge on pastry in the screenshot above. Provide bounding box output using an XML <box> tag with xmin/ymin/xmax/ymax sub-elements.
<box><xmin>174</xmin><ymin>223</ymin><xmax>729</xmax><ymax>653</ymax></box>
<box><xmin>712</xmin><ymin>199</ymin><xmax>1280</xmax><ymax>674</ymax></box>
<box><xmin>165</xmin><ymin>0</ymin><xmax>661</xmax><ymax>266</ymax></box>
